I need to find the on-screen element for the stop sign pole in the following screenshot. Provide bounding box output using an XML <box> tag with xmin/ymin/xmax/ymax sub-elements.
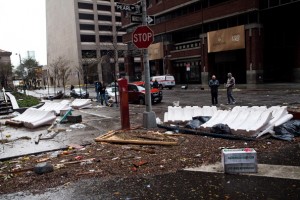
<box><xmin>141</xmin><ymin>0</ymin><xmax>157</xmax><ymax>128</ymax></box>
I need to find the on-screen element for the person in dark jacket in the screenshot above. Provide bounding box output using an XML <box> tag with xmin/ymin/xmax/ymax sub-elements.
<box><xmin>208</xmin><ymin>75</ymin><xmax>220</xmax><ymax>105</ymax></box>
<box><xmin>100</xmin><ymin>81</ymin><xmax>109</xmax><ymax>106</ymax></box>
<box><xmin>225</xmin><ymin>72</ymin><xmax>236</xmax><ymax>104</ymax></box>
<box><xmin>153</xmin><ymin>79</ymin><xmax>159</xmax><ymax>88</ymax></box>
<box><xmin>95</xmin><ymin>81</ymin><xmax>102</xmax><ymax>102</ymax></box>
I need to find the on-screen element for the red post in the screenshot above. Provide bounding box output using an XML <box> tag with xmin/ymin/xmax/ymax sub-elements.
<box><xmin>118</xmin><ymin>78</ymin><xmax>130</xmax><ymax>129</ymax></box>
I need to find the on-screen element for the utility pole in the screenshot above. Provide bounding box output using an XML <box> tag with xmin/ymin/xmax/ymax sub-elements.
<box><xmin>141</xmin><ymin>0</ymin><xmax>157</xmax><ymax>128</ymax></box>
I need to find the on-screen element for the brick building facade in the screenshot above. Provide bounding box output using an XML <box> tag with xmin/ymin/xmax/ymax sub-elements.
<box><xmin>120</xmin><ymin>0</ymin><xmax>300</xmax><ymax>84</ymax></box>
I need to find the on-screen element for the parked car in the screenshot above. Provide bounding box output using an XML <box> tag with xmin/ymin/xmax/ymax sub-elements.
<box><xmin>127</xmin><ymin>82</ymin><xmax>162</xmax><ymax>105</ymax></box>
<box><xmin>70</xmin><ymin>88</ymin><xmax>89</xmax><ymax>98</ymax></box>
<box><xmin>106</xmin><ymin>86</ymin><xmax>119</xmax><ymax>102</ymax></box>
<box><xmin>150</xmin><ymin>75</ymin><xmax>176</xmax><ymax>89</ymax></box>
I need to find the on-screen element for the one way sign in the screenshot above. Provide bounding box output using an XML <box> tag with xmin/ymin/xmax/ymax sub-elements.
<box><xmin>131</xmin><ymin>14</ymin><xmax>155</xmax><ymax>25</ymax></box>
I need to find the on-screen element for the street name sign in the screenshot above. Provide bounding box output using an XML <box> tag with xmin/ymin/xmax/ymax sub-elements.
<box><xmin>116</xmin><ymin>3</ymin><xmax>141</xmax><ymax>13</ymax></box>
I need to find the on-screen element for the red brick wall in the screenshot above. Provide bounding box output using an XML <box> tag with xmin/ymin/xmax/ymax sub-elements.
<box><xmin>122</xmin><ymin>0</ymin><xmax>260</xmax><ymax>43</ymax></box>
<box><xmin>170</xmin><ymin>48</ymin><xmax>200</xmax><ymax>60</ymax></box>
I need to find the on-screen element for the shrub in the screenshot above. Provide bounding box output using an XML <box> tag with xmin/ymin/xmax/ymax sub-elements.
<box><xmin>12</xmin><ymin>92</ymin><xmax>40</xmax><ymax>108</ymax></box>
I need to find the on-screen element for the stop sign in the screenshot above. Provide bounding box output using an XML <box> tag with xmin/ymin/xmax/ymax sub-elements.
<box><xmin>132</xmin><ymin>26</ymin><xmax>154</xmax><ymax>49</ymax></box>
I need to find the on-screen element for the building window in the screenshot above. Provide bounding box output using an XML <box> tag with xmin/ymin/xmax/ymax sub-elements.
<box><xmin>78</xmin><ymin>2</ymin><xmax>93</xmax><ymax>10</ymax></box>
<box><xmin>80</xmin><ymin>24</ymin><xmax>95</xmax><ymax>31</ymax></box>
<box><xmin>99</xmin><ymin>25</ymin><xmax>112</xmax><ymax>31</ymax></box>
<box><xmin>97</xmin><ymin>4</ymin><xmax>111</xmax><ymax>12</ymax></box>
<box><xmin>100</xmin><ymin>35</ymin><xmax>113</xmax><ymax>42</ymax></box>
<box><xmin>100</xmin><ymin>50</ymin><xmax>108</xmax><ymax>57</ymax></box>
<box><xmin>81</xmin><ymin>50</ymin><xmax>96</xmax><ymax>58</ymax></box>
<box><xmin>117</xmin><ymin>36</ymin><xmax>123</xmax><ymax>43</ymax></box>
<box><xmin>98</xmin><ymin>15</ymin><xmax>112</xmax><ymax>21</ymax></box>
<box><xmin>81</xmin><ymin>35</ymin><xmax>95</xmax><ymax>42</ymax></box>
<box><xmin>115</xmin><ymin>16</ymin><xmax>121</xmax><ymax>22</ymax></box>
<box><xmin>79</xmin><ymin>13</ymin><xmax>94</xmax><ymax>20</ymax></box>
<box><xmin>101</xmin><ymin>50</ymin><xmax>114</xmax><ymax>57</ymax></box>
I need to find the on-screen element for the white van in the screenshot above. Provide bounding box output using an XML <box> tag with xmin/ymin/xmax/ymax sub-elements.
<box><xmin>150</xmin><ymin>75</ymin><xmax>176</xmax><ymax>89</ymax></box>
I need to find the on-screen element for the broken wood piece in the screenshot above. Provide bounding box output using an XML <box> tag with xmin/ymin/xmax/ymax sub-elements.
<box><xmin>36</xmin><ymin>157</ymin><xmax>50</xmax><ymax>163</ymax></box>
<box><xmin>60</xmin><ymin>158</ymin><xmax>96</xmax><ymax>165</ymax></box>
<box><xmin>76</xmin><ymin>170</ymin><xmax>103</xmax><ymax>176</ymax></box>
<box><xmin>136</xmin><ymin>135</ymin><xmax>165</xmax><ymax>141</ymax></box>
<box><xmin>0</xmin><ymin>139</ymin><xmax>9</xmax><ymax>143</ymax></box>
<box><xmin>53</xmin><ymin>128</ymin><xmax>67</xmax><ymax>133</ymax></box>
<box><xmin>10</xmin><ymin>167</ymin><xmax>34</xmax><ymax>174</ymax></box>
<box><xmin>95</xmin><ymin>138</ymin><xmax>178</xmax><ymax>146</ymax></box>
<box><xmin>47</xmin><ymin>122</ymin><xmax>56</xmax><ymax>132</ymax></box>
<box><xmin>5</xmin><ymin>120</ymin><xmax>23</xmax><ymax>127</ymax></box>
<box><xmin>97</xmin><ymin>130</ymin><xmax>118</xmax><ymax>140</ymax></box>
<box><xmin>132</xmin><ymin>160</ymin><xmax>148</xmax><ymax>167</ymax></box>
<box><xmin>40</xmin><ymin>131</ymin><xmax>60</xmax><ymax>140</ymax></box>
<box><xmin>34</xmin><ymin>134</ymin><xmax>42</xmax><ymax>144</ymax></box>
<box><xmin>68</xmin><ymin>143</ymin><xmax>84</xmax><ymax>149</ymax></box>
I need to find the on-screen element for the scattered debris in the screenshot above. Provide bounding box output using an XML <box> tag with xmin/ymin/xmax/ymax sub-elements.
<box><xmin>70</xmin><ymin>123</ymin><xmax>86</xmax><ymax>129</ymax></box>
<box><xmin>34</xmin><ymin>162</ymin><xmax>54</xmax><ymax>175</ymax></box>
<box><xmin>0</xmin><ymin>136</ymin><xmax>31</xmax><ymax>144</ymax></box>
<box><xmin>95</xmin><ymin>130</ymin><xmax>181</xmax><ymax>146</ymax></box>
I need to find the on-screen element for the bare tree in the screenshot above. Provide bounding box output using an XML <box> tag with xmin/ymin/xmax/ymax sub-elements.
<box><xmin>58</xmin><ymin>60</ymin><xmax>71</xmax><ymax>94</ymax></box>
<box><xmin>49</xmin><ymin>56</ymin><xmax>69</xmax><ymax>94</ymax></box>
<box><xmin>78</xmin><ymin>54</ymin><xmax>104</xmax><ymax>90</ymax></box>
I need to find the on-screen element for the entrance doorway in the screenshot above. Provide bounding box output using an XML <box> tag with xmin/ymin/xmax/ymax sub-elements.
<box><xmin>209</xmin><ymin>50</ymin><xmax>246</xmax><ymax>84</ymax></box>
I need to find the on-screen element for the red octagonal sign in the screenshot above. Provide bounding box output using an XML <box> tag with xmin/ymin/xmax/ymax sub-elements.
<box><xmin>132</xmin><ymin>25</ymin><xmax>154</xmax><ymax>49</ymax></box>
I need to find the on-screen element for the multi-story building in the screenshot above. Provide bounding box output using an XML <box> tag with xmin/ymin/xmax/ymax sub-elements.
<box><xmin>46</xmin><ymin>0</ymin><xmax>127</xmax><ymax>85</ymax></box>
<box><xmin>121</xmin><ymin>0</ymin><xmax>300</xmax><ymax>84</ymax></box>
<box><xmin>0</xmin><ymin>49</ymin><xmax>12</xmax><ymax>88</ymax></box>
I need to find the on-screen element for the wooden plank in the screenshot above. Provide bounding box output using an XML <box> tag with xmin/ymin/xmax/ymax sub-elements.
<box><xmin>95</xmin><ymin>138</ymin><xmax>178</xmax><ymax>146</ymax></box>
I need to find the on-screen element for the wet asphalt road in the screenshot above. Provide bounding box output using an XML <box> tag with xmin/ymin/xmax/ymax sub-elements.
<box><xmin>3</xmin><ymin>171</ymin><xmax>300</xmax><ymax>200</ymax></box>
<box><xmin>1</xmin><ymin>83</ymin><xmax>300</xmax><ymax>199</ymax></box>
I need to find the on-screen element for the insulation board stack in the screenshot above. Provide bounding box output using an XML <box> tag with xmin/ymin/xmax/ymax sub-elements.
<box><xmin>221</xmin><ymin>148</ymin><xmax>257</xmax><ymax>174</ymax></box>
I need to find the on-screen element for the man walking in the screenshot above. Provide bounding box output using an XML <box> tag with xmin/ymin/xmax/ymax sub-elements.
<box><xmin>95</xmin><ymin>81</ymin><xmax>102</xmax><ymax>102</ymax></box>
<box><xmin>225</xmin><ymin>72</ymin><xmax>236</xmax><ymax>104</ymax></box>
<box><xmin>208</xmin><ymin>75</ymin><xmax>220</xmax><ymax>105</ymax></box>
<box><xmin>100</xmin><ymin>81</ymin><xmax>109</xmax><ymax>106</ymax></box>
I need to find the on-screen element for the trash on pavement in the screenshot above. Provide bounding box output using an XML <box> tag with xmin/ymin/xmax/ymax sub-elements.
<box><xmin>221</xmin><ymin>148</ymin><xmax>257</xmax><ymax>174</ymax></box>
<box><xmin>36</xmin><ymin>157</ymin><xmax>50</xmax><ymax>163</ymax></box>
<box><xmin>70</xmin><ymin>123</ymin><xmax>86</xmax><ymax>129</ymax></box>
<box><xmin>272</xmin><ymin>120</ymin><xmax>300</xmax><ymax>141</ymax></box>
<box><xmin>68</xmin><ymin>143</ymin><xmax>84</xmax><ymax>149</ymax></box>
<box><xmin>185</xmin><ymin>119</ymin><xmax>201</xmax><ymax>129</ymax></box>
<box><xmin>211</xmin><ymin>124</ymin><xmax>232</xmax><ymax>134</ymax></box>
<box><xmin>34</xmin><ymin>162</ymin><xmax>54</xmax><ymax>175</ymax></box>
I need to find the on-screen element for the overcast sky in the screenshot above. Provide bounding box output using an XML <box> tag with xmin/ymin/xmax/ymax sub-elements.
<box><xmin>0</xmin><ymin>0</ymin><xmax>46</xmax><ymax>67</ymax></box>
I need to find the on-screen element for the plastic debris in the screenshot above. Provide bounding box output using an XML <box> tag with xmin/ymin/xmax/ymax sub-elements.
<box><xmin>70</xmin><ymin>123</ymin><xmax>86</xmax><ymax>129</ymax></box>
<box><xmin>34</xmin><ymin>162</ymin><xmax>54</xmax><ymax>175</ymax></box>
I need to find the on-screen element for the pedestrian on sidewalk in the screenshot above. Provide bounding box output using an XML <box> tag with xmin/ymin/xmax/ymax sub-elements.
<box><xmin>100</xmin><ymin>81</ymin><xmax>109</xmax><ymax>106</ymax></box>
<box><xmin>95</xmin><ymin>81</ymin><xmax>101</xmax><ymax>102</ymax></box>
<box><xmin>208</xmin><ymin>75</ymin><xmax>220</xmax><ymax>105</ymax></box>
<box><xmin>225</xmin><ymin>72</ymin><xmax>236</xmax><ymax>104</ymax></box>
<box><xmin>153</xmin><ymin>79</ymin><xmax>159</xmax><ymax>89</ymax></box>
